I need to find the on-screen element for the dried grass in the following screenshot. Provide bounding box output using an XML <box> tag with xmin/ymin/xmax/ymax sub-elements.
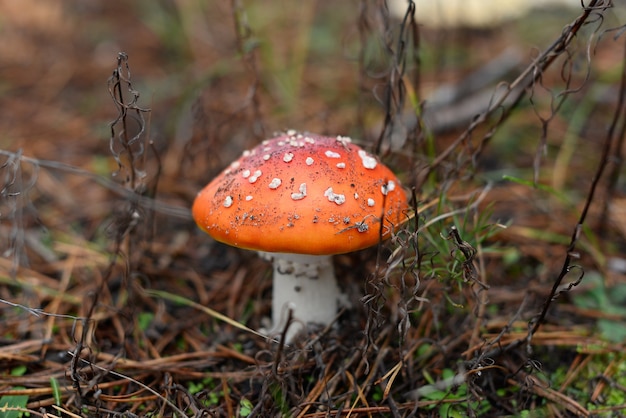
<box><xmin>1</xmin><ymin>0</ymin><xmax>626</xmax><ymax>416</ymax></box>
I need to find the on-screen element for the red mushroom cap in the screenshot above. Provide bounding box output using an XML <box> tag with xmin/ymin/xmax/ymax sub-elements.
<box><xmin>192</xmin><ymin>131</ymin><xmax>408</xmax><ymax>255</ymax></box>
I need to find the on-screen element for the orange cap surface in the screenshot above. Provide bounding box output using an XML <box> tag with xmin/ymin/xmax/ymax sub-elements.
<box><xmin>192</xmin><ymin>131</ymin><xmax>408</xmax><ymax>255</ymax></box>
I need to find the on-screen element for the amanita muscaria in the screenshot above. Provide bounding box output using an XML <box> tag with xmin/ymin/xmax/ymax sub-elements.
<box><xmin>192</xmin><ymin>130</ymin><xmax>408</xmax><ymax>341</ymax></box>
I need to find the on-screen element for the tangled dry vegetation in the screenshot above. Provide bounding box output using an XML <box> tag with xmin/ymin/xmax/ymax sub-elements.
<box><xmin>1</xmin><ymin>1</ymin><xmax>626</xmax><ymax>417</ymax></box>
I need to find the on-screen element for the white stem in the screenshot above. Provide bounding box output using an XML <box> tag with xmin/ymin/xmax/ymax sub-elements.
<box><xmin>260</xmin><ymin>252</ymin><xmax>340</xmax><ymax>342</ymax></box>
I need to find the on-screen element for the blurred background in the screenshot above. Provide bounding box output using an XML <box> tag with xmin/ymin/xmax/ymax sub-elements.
<box><xmin>1</xmin><ymin>0</ymin><xmax>626</xmax><ymax>416</ymax></box>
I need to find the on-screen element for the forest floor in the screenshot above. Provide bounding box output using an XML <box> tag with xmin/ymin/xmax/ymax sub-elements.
<box><xmin>1</xmin><ymin>1</ymin><xmax>626</xmax><ymax>417</ymax></box>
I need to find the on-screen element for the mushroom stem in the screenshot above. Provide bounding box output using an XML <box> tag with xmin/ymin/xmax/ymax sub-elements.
<box><xmin>261</xmin><ymin>252</ymin><xmax>340</xmax><ymax>342</ymax></box>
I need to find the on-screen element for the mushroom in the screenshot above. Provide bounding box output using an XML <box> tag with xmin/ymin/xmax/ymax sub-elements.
<box><xmin>192</xmin><ymin>131</ymin><xmax>408</xmax><ymax>341</ymax></box>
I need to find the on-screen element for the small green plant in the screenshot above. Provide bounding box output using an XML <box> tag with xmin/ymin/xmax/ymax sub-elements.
<box><xmin>50</xmin><ymin>377</ymin><xmax>61</xmax><ymax>406</ymax></box>
<box><xmin>239</xmin><ymin>397</ymin><xmax>253</xmax><ymax>417</ymax></box>
<box><xmin>0</xmin><ymin>388</ymin><xmax>28</xmax><ymax>418</ymax></box>
<box><xmin>572</xmin><ymin>273</ymin><xmax>626</xmax><ymax>343</ymax></box>
<box><xmin>418</xmin><ymin>368</ymin><xmax>490</xmax><ymax>417</ymax></box>
<box><xmin>187</xmin><ymin>377</ymin><xmax>223</xmax><ymax>408</ymax></box>
<box><xmin>137</xmin><ymin>312</ymin><xmax>154</xmax><ymax>332</ymax></box>
<box><xmin>270</xmin><ymin>383</ymin><xmax>290</xmax><ymax>416</ymax></box>
<box><xmin>0</xmin><ymin>366</ymin><xmax>29</xmax><ymax>418</ymax></box>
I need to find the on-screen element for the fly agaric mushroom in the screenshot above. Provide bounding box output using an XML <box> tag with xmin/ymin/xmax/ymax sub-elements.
<box><xmin>192</xmin><ymin>130</ymin><xmax>408</xmax><ymax>341</ymax></box>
